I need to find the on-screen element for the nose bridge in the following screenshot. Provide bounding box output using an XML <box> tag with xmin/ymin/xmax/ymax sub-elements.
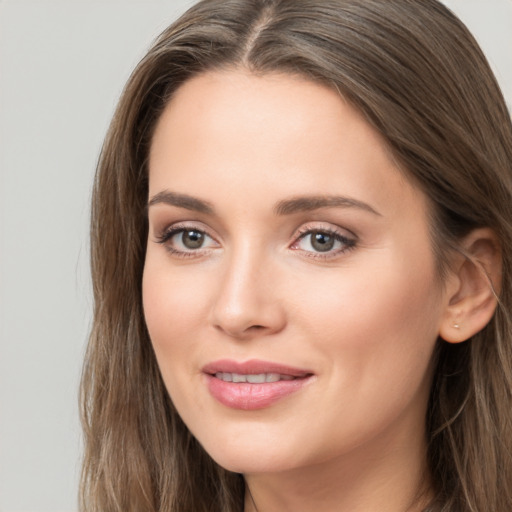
<box><xmin>210</xmin><ymin>238</ymin><xmax>284</xmax><ymax>338</ymax></box>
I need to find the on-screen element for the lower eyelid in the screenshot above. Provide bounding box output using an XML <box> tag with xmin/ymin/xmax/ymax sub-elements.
<box><xmin>164</xmin><ymin>245</ymin><xmax>214</xmax><ymax>258</ymax></box>
<box><xmin>300</xmin><ymin>240</ymin><xmax>356</xmax><ymax>258</ymax></box>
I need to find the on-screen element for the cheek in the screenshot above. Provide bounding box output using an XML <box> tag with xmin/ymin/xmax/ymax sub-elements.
<box><xmin>142</xmin><ymin>257</ymin><xmax>215</xmax><ymax>423</ymax></box>
<box><xmin>289</xmin><ymin>251</ymin><xmax>442</xmax><ymax>386</ymax></box>
<box><xmin>297</xmin><ymin>255</ymin><xmax>439</xmax><ymax>327</ymax></box>
<box><xmin>278</xmin><ymin>257</ymin><xmax>441</xmax><ymax>457</ymax></box>
<box><xmin>142</xmin><ymin>255</ymin><xmax>209</xmax><ymax>366</ymax></box>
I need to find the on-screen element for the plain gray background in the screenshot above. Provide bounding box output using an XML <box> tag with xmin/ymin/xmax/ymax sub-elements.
<box><xmin>0</xmin><ymin>1</ymin><xmax>511</xmax><ymax>510</ymax></box>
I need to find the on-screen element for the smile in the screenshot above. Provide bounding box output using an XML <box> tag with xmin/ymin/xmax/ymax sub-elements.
<box><xmin>214</xmin><ymin>372</ymin><xmax>295</xmax><ymax>383</ymax></box>
<box><xmin>202</xmin><ymin>359</ymin><xmax>314</xmax><ymax>410</ymax></box>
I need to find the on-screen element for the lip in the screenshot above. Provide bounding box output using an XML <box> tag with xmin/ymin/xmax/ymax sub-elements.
<box><xmin>202</xmin><ymin>358</ymin><xmax>312</xmax><ymax>377</ymax></box>
<box><xmin>202</xmin><ymin>359</ymin><xmax>314</xmax><ymax>410</ymax></box>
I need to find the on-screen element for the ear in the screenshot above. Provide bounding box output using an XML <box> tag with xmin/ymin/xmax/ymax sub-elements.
<box><xmin>439</xmin><ymin>228</ymin><xmax>502</xmax><ymax>343</ymax></box>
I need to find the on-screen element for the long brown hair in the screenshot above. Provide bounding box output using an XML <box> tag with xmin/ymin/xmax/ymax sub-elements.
<box><xmin>80</xmin><ymin>1</ymin><xmax>512</xmax><ymax>510</ymax></box>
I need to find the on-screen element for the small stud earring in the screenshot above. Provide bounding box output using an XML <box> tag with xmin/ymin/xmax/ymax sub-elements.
<box><xmin>453</xmin><ymin>323</ymin><xmax>460</xmax><ymax>329</ymax></box>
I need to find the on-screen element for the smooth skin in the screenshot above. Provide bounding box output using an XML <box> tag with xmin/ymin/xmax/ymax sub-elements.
<box><xmin>143</xmin><ymin>70</ymin><xmax>500</xmax><ymax>512</ymax></box>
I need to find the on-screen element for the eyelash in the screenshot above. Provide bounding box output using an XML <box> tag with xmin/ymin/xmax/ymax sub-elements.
<box><xmin>155</xmin><ymin>223</ymin><xmax>357</xmax><ymax>260</ymax></box>
<box><xmin>155</xmin><ymin>223</ymin><xmax>218</xmax><ymax>259</ymax></box>
<box><xmin>291</xmin><ymin>225</ymin><xmax>357</xmax><ymax>260</ymax></box>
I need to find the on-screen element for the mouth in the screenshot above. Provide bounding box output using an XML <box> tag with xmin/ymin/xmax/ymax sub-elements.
<box><xmin>202</xmin><ymin>359</ymin><xmax>314</xmax><ymax>410</ymax></box>
<box><xmin>213</xmin><ymin>372</ymin><xmax>296</xmax><ymax>383</ymax></box>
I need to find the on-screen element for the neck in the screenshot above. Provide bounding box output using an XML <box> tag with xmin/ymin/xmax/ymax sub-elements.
<box><xmin>243</xmin><ymin>416</ymin><xmax>432</xmax><ymax>512</ymax></box>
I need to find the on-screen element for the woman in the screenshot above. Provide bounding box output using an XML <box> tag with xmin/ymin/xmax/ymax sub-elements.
<box><xmin>80</xmin><ymin>1</ymin><xmax>512</xmax><ymax>511</ymax></box>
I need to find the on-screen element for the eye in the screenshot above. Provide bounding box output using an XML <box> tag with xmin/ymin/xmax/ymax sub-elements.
<box><xmin>156</xmin><ymin>225</ymin><xmax>219</xmax><ymax>255</ymax></box>
<box><xmin>176</xmin><ymin>229</ymin><xmax>207</xmax><ymax>250</ymax></box>
<box><xmin>304</xmin><ymin>231</ymin><xmax>337</xmax><ymax>252</ymax></box>
<box><xmin>291</xmin><ymin>228</ymin><xmax>356</xmax><ymax>257</ymax></box>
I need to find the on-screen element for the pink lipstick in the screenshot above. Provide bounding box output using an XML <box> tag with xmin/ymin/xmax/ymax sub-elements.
<box><xmin>202</xmin><ymin>359</ymin><xmax>314</xmax><ymax>410</ymax></box>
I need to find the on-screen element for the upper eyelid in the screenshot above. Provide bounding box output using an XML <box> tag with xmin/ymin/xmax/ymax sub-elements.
<box><xmin>155</xmin><ymin>221</ymin><xmax>215</xmax><ymax>239</ymax></box>
<box><xmin>292</xmin><ymin>228</ymin><xmax>355</xmax><ymax>247</ymax></box>
<box><xmin>292</xmin><ymin>221</ymin><xmax>357</xmax><ymax>240</ymax></box>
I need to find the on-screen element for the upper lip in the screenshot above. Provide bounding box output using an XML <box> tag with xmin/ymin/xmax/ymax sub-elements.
<box><xmin>202</xmin><ymin>359</ymin><xmax>313</xmax><ymax>378</ymax></box>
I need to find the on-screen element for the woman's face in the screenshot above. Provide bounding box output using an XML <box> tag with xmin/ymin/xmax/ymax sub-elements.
<box><xmin>143</xmin><ymin>70</ymin><xmax>451</xmax><ymax>475</ymax></box>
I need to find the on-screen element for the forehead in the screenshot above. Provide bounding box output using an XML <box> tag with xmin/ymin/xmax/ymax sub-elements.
<box><xmin>148</xmin><ymin>69</ymin><xmax>426</xmax><ymax>220</ymax></box>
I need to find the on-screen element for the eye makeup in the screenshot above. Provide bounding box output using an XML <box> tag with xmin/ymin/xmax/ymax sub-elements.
<box><xmin>153</xmin><ymin>219</ymin><xmax>357</xmax><ymax>262</ymax></box>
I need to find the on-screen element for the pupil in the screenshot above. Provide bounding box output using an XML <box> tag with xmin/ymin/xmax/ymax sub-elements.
<box><xmin>311</xmin><ymin>232</ymin><xmax>334</xmax><ymax>252</ymax></box>
<box><xmin>182</xmin><ymin>230</ymin><xmax>204</xmax><ymax>249</ymax></box>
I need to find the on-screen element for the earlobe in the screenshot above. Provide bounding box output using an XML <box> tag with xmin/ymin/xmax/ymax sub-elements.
<box><xmin>439</xmin><ymin>228</ymin><xmax>502</xmax><ymax>344</ymax></box>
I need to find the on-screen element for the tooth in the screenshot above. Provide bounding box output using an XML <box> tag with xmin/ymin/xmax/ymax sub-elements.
<box><xmin>214</xmin><ymin>372</ymin><xmax>297</xmax><ymax>383</ymax></box>
<box><xmin>247</xmin><ymin>374</ymin><xmax>266</xmax><ymax>384</ymax></box>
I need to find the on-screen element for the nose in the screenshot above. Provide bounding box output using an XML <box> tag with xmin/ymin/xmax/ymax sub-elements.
<box><xmin>209</xmin><ymin>245</ymin><xmax>286</xmax><ymax>340</ymax></box>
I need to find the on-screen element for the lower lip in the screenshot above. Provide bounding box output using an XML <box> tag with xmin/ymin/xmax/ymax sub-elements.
<box><xmin>205</xmin><ymin>374</ymin><xmax>312</xmax><ymax>410</ymax></box>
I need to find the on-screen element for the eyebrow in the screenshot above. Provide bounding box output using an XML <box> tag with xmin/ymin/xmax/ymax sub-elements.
<box><xmin>147</xmin><ymin>190</ymin><xmax>381</xmax><ymax>217</ymax></box>
<box><xmin>274</xmin><ymin>195</ymin><xmax>381</xmax><ymax>216</ymax></box>
<box><xmin>147</xmin><ymin>190</ymin><xmax>214</xmax><ymax>214</ymax></box>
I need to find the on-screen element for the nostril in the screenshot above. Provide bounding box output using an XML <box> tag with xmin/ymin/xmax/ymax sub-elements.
<box><xmin>214</xmin><ymin>322</ymin><xmax>269</xmax><ymax>338</ymax></box>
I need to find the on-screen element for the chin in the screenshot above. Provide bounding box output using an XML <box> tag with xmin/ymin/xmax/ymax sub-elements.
<box><xmin>207</xmin><ymin>447</ymin><xmax>296</xmax><ymax>475</ymax></box>
<box><xmin>191</xmin><ymin>423</ymin><xmax>316</xmax><ymax>475</ymax></box>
